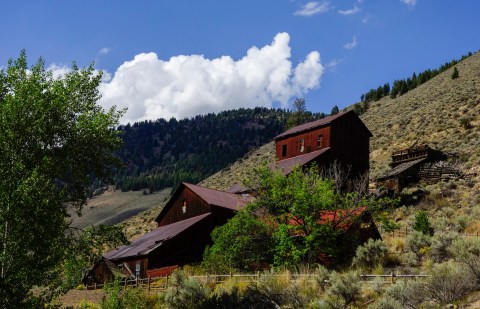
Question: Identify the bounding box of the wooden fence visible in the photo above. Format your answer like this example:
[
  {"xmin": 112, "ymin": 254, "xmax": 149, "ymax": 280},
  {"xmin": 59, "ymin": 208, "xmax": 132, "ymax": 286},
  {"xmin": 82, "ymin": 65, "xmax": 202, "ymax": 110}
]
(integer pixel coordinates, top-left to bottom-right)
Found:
[{"xmin": 85, "ymin": 272, "xmax": 429, "ymax": 291}]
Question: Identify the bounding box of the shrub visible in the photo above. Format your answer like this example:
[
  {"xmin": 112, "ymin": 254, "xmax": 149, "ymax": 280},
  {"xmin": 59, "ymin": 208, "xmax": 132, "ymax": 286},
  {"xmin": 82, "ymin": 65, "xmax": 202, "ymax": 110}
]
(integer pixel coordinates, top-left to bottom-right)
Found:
[
  {"xmin": 413, "ymin": 211, "xmax": 434, "ymax": 235},
  {"xmin": 430, "ymin": 231, "xmax": 458, "ymax": 262},
  {"xmin": 423, "ymin": 262, "xmax": 475, "ymax": 304},
  {"xmin": 163, "ymin": 271, "xmax": 211, "ymax": 309},
  {"xmin": 449, "ymin": 237, "xmax": 480, "ymax": 283},
  {"xmin": 406, "ymin": 231, "xmax": 431, "ymax": 258},
  {"xmin": 370, "ymin": 296, "xmax": 402, "ymax": 309},
  {"xmin": 351, "ymin": 239, "xmax": 389, "ymax": 271},
  {"xmin": 385, "ymin": 280, "xmax": 425, "ymax": 308},
  {"xmin": 313, "ymin": 265, "xmax": 330, "ymax": 292},
  {"xmin": 325, "ymin": 271, "xmax": 361, "ymax": 308},
  {"xmin": 459, "ymin": 116, "xmax": 472, "ymax": 130},
  {"xmin": 451, "ymin": 66, "xmax": 459, "ymax": 79}
]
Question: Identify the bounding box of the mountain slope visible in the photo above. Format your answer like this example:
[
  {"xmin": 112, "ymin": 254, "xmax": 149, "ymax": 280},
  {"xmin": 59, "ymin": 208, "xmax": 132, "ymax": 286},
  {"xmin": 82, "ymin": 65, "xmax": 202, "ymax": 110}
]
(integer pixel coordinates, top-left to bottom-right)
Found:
[{"xmin": 360, "ymin": 52, "xmax": 480, "ymax": 178}]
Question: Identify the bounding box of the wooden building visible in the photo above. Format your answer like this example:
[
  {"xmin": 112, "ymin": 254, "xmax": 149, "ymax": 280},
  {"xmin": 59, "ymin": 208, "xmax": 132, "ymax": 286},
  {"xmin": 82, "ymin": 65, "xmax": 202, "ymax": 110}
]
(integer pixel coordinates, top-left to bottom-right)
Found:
[
  {"xmin": 273, "ymin": 111, "xmax": 372, "ymax": 179},
  {"xmin": 94, "ymin": 183, "xmax": 253, "ymax": 282},
  {"xmin": 375, "ymin": 144, "xmax": 459, "ymax": 194}
]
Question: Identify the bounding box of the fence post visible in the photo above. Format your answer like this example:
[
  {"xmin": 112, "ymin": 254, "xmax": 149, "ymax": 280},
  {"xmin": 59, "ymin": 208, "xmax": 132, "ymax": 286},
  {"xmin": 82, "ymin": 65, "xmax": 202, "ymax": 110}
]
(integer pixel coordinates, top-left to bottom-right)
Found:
[
  {"xmin": 94, "ymin": 283, "xmax": 97, "ymax": 290},
  {"xmin": 405, "ymin": 226, "xmax": 408, "ymax": 236},
  {"xmin": 136, "ymin": 277, "xmax": 138, "ymax": 288},
  {"xmin": 391, "ymin": 273, "xmax": 395, "ymax": 284},
  {"xmin": 230, "ymin": 271, "xmax": 233, "ymax": 279},
  {"xmin": 256, "ymin": 271, "xmax": 260, "ymax": 283},
  {"xmin": 166, "ymin": 274, "xmax": 169, "ymax": 288},
  {"xmin": 148, "ymin": 276, "xmax": 151, "ymax": 292}
]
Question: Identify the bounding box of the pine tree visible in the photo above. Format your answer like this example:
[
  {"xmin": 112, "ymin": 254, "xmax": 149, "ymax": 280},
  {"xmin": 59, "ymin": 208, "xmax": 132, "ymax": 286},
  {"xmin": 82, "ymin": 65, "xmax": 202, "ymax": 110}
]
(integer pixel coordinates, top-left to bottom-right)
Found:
[
  {"xmin": 451, "ymin": 67, "xmax": 459, "ymax": 79},
  {"xmin": 331, "ymin": 105, "xmax": 339, "ymax": 115}
]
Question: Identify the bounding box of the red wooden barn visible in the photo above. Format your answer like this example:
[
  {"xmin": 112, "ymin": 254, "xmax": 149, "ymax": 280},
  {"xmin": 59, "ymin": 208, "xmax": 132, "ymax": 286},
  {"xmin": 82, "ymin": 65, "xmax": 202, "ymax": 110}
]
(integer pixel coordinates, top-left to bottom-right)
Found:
[
  {"xmin": 96, "ymin": 183, "xmax": 252, "ymax": 280},
  {"xmin": 273, "ymin": 110, "xmax": 372, "ymax": 179}
]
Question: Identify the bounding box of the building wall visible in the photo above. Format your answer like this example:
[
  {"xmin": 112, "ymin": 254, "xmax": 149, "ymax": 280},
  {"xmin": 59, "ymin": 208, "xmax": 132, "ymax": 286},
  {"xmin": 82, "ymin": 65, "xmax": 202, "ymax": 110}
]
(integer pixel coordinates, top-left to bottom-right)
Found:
[
  {"xmin": 275, "ymin": 126, "xmax": 331, "ymax": 160},
  {"xmin": 157, "ymin": 186, "xmax": 212, "ymax": 227},
  {"xmin": 329, "ymin": 112, "xmax": 370, "ymax": 178}
]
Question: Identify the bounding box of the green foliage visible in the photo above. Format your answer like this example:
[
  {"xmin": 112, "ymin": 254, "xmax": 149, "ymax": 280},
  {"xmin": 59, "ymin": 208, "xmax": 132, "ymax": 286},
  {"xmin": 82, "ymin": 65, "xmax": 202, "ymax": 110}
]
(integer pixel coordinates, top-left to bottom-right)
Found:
[
  {"xmin": 286, "ymin": 97, "xmax": 310, "ymax": 129},
  {"xmin": 385, "ymin": 280, "xmax": 425, "ymax": 309},
  {"xmin": 61, "ymin": 225, "xmax": 129, "ymax": 290},
  {"xmin": 115, "ymin": 107, "xmax": 289, "ymax": 192},
  {"xmin": 351, "ymin": 239, "xmax": 388, "ymax": 271},
  {"xmin": 423, "ymin": 261, "xmax": 474, "ymax": 304},
  {"xmin": 330, "ymin": 105, "xmax": 339, "ymax": 115},
  {"xmin": 451, "ymin": 66, "xmax": 459, "ymax": 79},
  {"xmin": 101, "ymin": 278, "xmax": 162, "ymax": 309},
  {"xmin": 163, "ymin": 271, "xmax": 211, "ymax": 309},
  {"xmin": 325, "ymin": 271, "xmax": 361, "ymax": 308},
  {"xmin": 449, "ymin": 237, "xmax": 480, "ymax": 283},
  {"xmin": 406, "ymin": 231, "xmax": 431, "ymax": 259},
  {"xmin": 459, "ymin": 116, "xmax": 472, "ymax": 129},
  {"xmin": 203, "ymin": 210, "xmax": 274, "ymax": 272},
  {"xmin": 412, "ymin": 211, "xmax": 434, "ymax": 235},
  {"xmin": 0, "ymin": 51, "xmax": 123, "ymax": 307},
  {"xmin": 430, "ymin": 231, "xmax": 458, "ymax": 262}
]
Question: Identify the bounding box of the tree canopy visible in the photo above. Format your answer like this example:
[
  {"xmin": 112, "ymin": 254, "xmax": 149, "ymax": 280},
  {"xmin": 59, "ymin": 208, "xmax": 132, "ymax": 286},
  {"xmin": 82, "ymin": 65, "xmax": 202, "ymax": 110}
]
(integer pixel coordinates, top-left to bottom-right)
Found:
[{"xmin": 0, "ymin": 51, "xmax": 123, "ymax": 307}]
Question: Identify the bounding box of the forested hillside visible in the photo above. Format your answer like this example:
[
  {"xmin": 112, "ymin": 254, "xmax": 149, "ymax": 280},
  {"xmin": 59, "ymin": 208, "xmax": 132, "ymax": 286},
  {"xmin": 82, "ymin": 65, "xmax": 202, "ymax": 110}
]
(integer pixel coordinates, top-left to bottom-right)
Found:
[{"xmin": 114, "ymin": 107, "xmax": 288, "ymax": 191}]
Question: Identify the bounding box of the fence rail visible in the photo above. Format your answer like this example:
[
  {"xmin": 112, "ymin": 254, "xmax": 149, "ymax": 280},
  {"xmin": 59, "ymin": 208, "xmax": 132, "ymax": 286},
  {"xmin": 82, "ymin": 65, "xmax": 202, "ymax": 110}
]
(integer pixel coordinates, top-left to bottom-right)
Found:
[{"xmin": 85, "ymin": 272, "xmax": 429, "ymax": 291}]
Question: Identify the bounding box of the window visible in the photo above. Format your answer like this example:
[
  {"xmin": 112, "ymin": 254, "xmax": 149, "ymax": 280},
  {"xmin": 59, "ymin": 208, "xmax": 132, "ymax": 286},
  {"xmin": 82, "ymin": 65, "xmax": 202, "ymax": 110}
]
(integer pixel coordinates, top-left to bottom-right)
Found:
[
  {"xmin": 317, "ymin": 134, "xmax": 323, "ymax": 148},
  {"xmin": 282, "ymin": 144, "xmax": 287, "ymax": 157},
  {"xmin": 299, "ymin": 139, "xmax": 305, "ymax": 153},
  {"xmin": 182, "ymin": 200, "xmax": 187, "ymax": 213}
]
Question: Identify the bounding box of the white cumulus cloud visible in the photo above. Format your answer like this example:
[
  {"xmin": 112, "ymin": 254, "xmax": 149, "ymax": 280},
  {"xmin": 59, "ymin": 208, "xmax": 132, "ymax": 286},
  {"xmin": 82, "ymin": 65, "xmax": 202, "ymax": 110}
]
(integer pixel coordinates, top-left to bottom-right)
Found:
[
  {"xmin": 343, "ymin": 36, "xmax": 358, "ymax": 49},
  {"xmin": 98, "ymin": 33, "xmax": 324, "ymax": 123},
  {"xmin": 294, "ymin": 1, "xmax": 331, "ymax": 16},
  {"xmin": 400, "ymin": 0, "xmax": 417, "ymax": 7}
]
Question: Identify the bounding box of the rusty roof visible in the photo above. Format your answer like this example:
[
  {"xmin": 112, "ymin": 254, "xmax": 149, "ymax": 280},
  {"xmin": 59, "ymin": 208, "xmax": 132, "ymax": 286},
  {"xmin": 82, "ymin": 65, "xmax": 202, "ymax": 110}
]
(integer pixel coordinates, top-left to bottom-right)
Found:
[
  {"xmin": 272, "ymin": 147, "xmax": 330, "ymax": 175},
  {"xmin": 183, "ymin": 183, "xmax": 253, "ymax": 211},
  {"xmin": 273, "ymin": 111, "xmax": 349, "ymax": 140},
  {"xmin": 155, "ymin": 183, "xmax": 254, "ymax": 223},
  {"xmin": 104, "ymin": 213, "xmax": 211, "ymax": 260}
]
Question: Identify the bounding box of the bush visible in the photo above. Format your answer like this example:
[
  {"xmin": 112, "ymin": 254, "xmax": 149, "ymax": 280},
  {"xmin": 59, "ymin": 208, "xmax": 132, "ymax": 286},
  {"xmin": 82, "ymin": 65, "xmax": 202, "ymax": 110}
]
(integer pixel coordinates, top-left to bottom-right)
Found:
[
  {"xmin": 406, "ymin": 231, "xmax": 431, "ymax": 258},
  {"xmin": 451, "ymin": 66, "xmax": 459, "ymax": 79},
  {"xmin": 386, "ymin": 280, "xmax": 425, "ymax": 308},
  {"xmin": 351, "ymin": 239, "xmax": 388, "ymax": 271},
  {"xmin": 370, "ymin": 296, "xmax": 402, "ymax": 309},
  {"xmin": 325, "ymin": 271, "xmax": 361, "ymax": 308},
  {"xmin": 413, "ymin": 211, "xmax": 434, "ymax": 235},
  {"xmin": 430, "ymin": 231, "xmax": 458, "ymax": 262},
  {"xmin": 163, "ymin": 271, "xmax": 211, "ymax": 309},
  {"xmin": 459, "ymin": 116, "xmax": 472, "ymax": 130},
  {"xmin": 423, "ymin": 262, "xmax": 475, "ymax": 304},
  {"xmin": 449, "ymin": 237, "xmax": 480, "ymax": 283},
  {"xmin": 313, "ymin": 265, "xmax": 330, "ymax": 292}
]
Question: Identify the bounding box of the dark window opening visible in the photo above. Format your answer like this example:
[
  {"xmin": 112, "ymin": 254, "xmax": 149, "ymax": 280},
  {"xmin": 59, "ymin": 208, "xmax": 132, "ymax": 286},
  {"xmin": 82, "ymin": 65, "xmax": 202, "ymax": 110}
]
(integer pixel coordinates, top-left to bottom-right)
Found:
[
  {"xmin": 299, "ymin": 139, "xmax": 305, "ymax": 153},
  {"xmin": 282, "ymin": 144, "xmax": 287, "ymax": 157},
  {"xmin": 182, "ymin": 200, "xmax": 187, "ymax": 213},
  {"xmin": 317, "ymin": 135, "xmax": 323, "ymax": 148}
]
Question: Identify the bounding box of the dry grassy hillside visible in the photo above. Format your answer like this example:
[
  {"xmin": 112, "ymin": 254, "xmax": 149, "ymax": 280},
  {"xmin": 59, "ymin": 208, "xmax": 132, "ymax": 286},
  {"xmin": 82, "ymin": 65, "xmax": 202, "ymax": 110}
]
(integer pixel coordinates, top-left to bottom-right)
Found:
[{"xmin": 361, "ymin": 52, "xmax": 480, "ymax": 178}]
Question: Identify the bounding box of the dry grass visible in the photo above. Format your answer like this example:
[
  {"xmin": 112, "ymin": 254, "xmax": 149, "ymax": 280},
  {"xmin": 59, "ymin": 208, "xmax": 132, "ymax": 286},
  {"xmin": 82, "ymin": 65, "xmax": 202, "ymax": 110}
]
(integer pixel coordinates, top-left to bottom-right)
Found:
[
  {"xmin": 55, "ymin": 289, "xmax": 103, "ymax": 308},
  {"xmin": 361, "ymin": 52, "xmax": 480, "ymax": 179}
]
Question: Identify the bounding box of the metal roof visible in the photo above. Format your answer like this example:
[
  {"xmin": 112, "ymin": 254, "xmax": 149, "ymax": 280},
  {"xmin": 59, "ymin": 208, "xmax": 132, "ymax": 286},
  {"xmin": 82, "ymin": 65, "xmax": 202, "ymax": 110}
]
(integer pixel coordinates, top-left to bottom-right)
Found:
[
  {"xmin": 272, "ymin": 147, "xmax": 330, "ymax": 175},
  {"xmin": 273, "ymin": 111, "xmax": 349, "ymax": 140},
  {"xmin": 377, "ymin": 158, "xmax": 426, "ymax": 180},
  {"xmin": 104, "ymin": 213, "xmax": 211, "ymax": 260},
  {"xmin": 183, "ymin": 183, "xmax": 253, "ymax": 211}
]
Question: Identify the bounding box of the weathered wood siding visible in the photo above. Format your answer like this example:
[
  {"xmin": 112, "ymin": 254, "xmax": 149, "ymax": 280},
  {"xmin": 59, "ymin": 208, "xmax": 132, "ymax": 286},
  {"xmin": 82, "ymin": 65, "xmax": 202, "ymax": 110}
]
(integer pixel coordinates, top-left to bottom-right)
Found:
[
  {"xmin": 148, "ymin": 215, "xmax": 214, "ymax": 270},
  {"xmin": 275, "ymin": 126, "xmax": 331, "ymax": 160},
  {"xmin": 157, "ymin": 186, "xmax": 212, "ymax": 227},
  {"xmin": 329, "ymin": 112, "xmax": 370, "ymax": 178}
]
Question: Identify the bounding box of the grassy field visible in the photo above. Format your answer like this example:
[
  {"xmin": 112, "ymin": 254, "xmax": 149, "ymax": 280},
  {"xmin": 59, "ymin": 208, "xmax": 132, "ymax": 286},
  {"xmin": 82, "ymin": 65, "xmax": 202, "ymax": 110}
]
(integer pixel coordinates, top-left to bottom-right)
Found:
[{"xmin": 67, "ymin": 188, "xmax": 170, "ymax": 233}]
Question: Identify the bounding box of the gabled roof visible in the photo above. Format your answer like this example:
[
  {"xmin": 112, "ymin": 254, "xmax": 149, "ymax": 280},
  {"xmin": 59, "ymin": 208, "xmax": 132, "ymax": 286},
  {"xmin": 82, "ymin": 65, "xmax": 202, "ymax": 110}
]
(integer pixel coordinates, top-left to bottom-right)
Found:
[
  {"xmin": 273, "ymin": 110, "xmax": 372, "ymax": 140},
  {"xmin": 272, "ymin": 147, "xmax": 330, "ymax": 175},
  {"xmin": 274, "ymin": 111, "xmax": 348, "ymax": 140},
  {"xmin": 182, "ymin": 183, "xmax": 253, "ymax": 210},
  {"xmin": 377, "ymin": 158, "xmax": 426, "ymax": 180},
  {"xmin": 155, "ymin": 183, "xmax": 254, "ymax": 223},
  {"xmin": 104, "ymin": 213, "xmax": 211, "ymax": 260}
]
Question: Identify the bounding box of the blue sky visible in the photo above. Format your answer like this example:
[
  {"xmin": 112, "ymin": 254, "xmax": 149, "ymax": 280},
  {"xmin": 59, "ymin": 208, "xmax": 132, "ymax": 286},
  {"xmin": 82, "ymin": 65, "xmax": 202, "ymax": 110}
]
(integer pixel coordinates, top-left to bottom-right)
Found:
[{"xmin": 1, "ymin": 0, "xmax": 479, "ymax": 123}]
